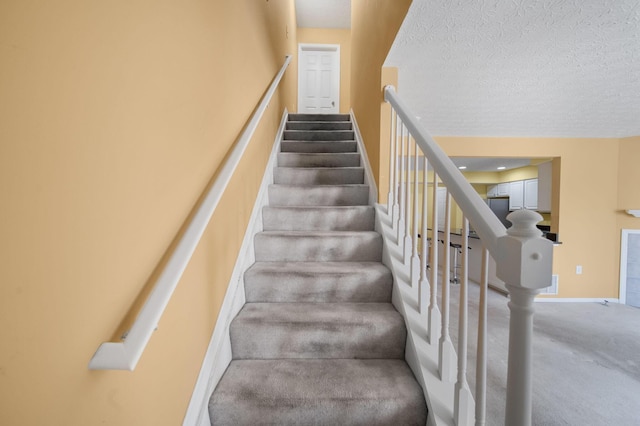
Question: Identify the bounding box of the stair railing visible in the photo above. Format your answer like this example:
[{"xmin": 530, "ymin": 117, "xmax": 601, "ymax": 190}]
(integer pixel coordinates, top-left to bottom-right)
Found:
[
  {"xmin": 383, "ymin": 85, "xmax": 553, "ymax": 426},
  {"xmin": 88, "ymin": 55, "xmax": 292, "ymax": 371}
]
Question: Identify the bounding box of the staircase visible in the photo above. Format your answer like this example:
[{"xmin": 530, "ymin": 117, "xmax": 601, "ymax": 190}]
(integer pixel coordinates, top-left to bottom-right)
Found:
[{"xmin": 208, "ymin": 113, "xmax": 427, "ymax": 425}]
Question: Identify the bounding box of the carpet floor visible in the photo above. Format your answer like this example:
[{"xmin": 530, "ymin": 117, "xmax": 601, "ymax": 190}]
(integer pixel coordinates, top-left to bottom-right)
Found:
[{"xmin": 444, "ymin": 282, "xmax": 640, "ymax": 425}]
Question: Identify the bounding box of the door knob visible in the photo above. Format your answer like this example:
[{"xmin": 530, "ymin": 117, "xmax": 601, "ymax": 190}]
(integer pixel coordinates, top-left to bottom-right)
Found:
[{"xmin": 331, "ymin": 101, "xmax": 335, "ymax": 107}]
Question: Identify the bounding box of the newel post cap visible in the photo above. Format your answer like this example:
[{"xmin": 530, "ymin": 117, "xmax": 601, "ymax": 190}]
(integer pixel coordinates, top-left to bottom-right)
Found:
[{"xmin": 496, "ymin": 210, "xmax": 553, "ymax": 290}]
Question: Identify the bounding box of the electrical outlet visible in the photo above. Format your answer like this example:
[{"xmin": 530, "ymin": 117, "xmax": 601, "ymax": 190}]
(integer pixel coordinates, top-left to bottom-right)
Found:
[{"xmin": 576, "ymin": 265, "xmax": 583, "ymax": 274}]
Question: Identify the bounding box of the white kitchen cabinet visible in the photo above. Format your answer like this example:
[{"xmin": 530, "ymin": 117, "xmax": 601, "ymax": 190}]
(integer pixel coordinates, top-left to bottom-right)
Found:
[
  {"xmin": 524, "ymin": 179, "xmax": 538, "ymax": 210},
  {"xmin": 537, "ymin": 161, "xmax": 552, "ymax": 212},
  {"xmin": 497, "ymin": 183, "xmax": 510, "ymax": 196},
  {"xmin": 509, "ymin": 180, "xmax": 524, "ymax": 210},
  {"xmin": 487, "ymin": 184, "xmax": 498, "ymax": 198}
]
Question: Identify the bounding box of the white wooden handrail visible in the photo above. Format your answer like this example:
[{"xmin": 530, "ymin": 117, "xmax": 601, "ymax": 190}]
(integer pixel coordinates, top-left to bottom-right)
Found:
[
  {"xmin": 88, "ymin": 55, "xmax": 292, "ymax": 371},
  {"xmin": 384, "ymin": 86, "xmax": 506, "ymax": 256},
  {"xmin": 383, "ymin": 85, "xmax": 553, "ymax": 425}
]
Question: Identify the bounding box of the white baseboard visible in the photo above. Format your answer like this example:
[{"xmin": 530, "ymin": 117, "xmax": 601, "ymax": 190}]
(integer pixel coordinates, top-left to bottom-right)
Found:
[
  {"xmin": 535, "ymin": 297, "xmax": 619, "ymax": 303},
  {"xmin": 350, "ymin": 110, "xmax": 378, "ymax": 206},
  {"xmin": 182, "ymin": 109, "xmax": 288, "ymax": 426}
]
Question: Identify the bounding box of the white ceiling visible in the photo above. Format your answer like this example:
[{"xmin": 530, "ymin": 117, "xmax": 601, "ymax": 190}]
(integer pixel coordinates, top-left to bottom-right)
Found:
[
  {"xmin": 295, "ymin": 0, "xmax": 351, "ymax": 29},
  {"xmin": 385, "ymin": 0, "xmax": 640, "ymax": 138}
]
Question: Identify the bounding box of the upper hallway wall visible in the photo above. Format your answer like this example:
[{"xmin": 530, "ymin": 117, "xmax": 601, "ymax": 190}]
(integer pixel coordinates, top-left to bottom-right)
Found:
[
  {"xmin": 0, "ymin": 1, "xmax": 296, "ymax": 424},
  {"xmin": 350, "ymin": 0, "xmax": 412, "ymax": 196},
  {"xmin": 297, "ymin": 28, "xmax": 351, "ymax": 114}
]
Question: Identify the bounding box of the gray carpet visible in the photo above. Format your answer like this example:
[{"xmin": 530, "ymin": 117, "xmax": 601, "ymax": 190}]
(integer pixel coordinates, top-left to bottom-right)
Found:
[
  {"xmin": 209, "ymin": 113, "xmax": 427, "ymax": 425},
  {"xmin": 444, "ymin": 282, "xmax": 640, "ymax": 425}
]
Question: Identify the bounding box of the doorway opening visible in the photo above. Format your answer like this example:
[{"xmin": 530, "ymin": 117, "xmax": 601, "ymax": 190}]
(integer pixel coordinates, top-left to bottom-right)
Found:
[
  {"xmin": 297, "ymin": 44, "xmax": 340, "ymax": 114},
  {"xmin": 620, "ymin": 229, "xmax": 640, "ymax": 308}
]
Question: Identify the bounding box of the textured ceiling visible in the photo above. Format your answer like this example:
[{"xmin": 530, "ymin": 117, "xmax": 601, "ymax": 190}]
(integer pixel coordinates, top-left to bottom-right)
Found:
[
  {"xmin": 385, "ymin": 0, "xmax": 640, "ymax": 137},
  {"xmin": 295, "ymin": 0, "xmax": 351, "ymax": 29}
]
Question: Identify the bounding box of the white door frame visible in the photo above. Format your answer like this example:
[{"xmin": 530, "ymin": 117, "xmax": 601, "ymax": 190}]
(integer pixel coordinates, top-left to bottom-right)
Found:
[
  {"xmin": 297, "ymin": 43, "xmax": 340, "ymax": 113},
  {"xmin": 619, "ymin": 229, "xmax": 640, "ymax": 304}
]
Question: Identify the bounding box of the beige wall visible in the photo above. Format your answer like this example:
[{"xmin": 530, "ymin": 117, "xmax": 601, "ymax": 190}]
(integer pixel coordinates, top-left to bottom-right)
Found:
[
  {"xmin": 498, "ymin": 165, "xmax": 539, "ymax": 182},
  {"xmin": 297, "ymin": 28, "xmax": 351, "ymax": 114},
  {"xmin": 617, "ymin": 136, "xmax": 640, "ymax": 211},
  {"xmin": 351, "ymin": 0, "xmax": 412, "ymax": 201},
  {"xmin": 435, "ymin": 136, "xmax": 622, "ymax": 299},
  {"xmin": 616, "ymin": 136, "xmax": 640, "ymax": 295},
  {"xmin": 0, "ymin": 1, "xmax": 296, "ymax": 424},
  {"xmin": 394, "ymin": 139, "xmax": 631, "ymax": 299}
]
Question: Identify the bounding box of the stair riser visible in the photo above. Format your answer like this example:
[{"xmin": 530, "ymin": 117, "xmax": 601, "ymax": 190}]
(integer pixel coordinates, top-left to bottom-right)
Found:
[
  {"xmin": 278, "ymin": 153, "xmax": 360, "ymax": 168},
  {"xmin": 262, "ymin": 206, "xmax": 374, "ymax": 231},
  {"xmin": 254, "ymin": 233, "xmax": 382, "ymax": 262},
  {"xmin": 288, "ymin": 113, "xmax": 350, "ymax": 122},
  {"xmin": 269, "ymin": 185, "xmax": 369, "ymax": 206},
  {"xmin": 230, "ymin": 304, "xmax": 405, "ymax": 359},
  {"xmin": 286, "ymin": 122, "xmax": 352, "ymax": 131},
  {"xmin": 273, "ymin": 168, "xmax": 364, "ymax": 185},
  {"xmin": 244, "ymin": 264, "xmax": 392, "ymax": 303},
  {"xmin": 281, "ymin": 141, "xmax": 357, "ymax": 153},
  {"xmin": 284, "ymin": 130, "xmax": 355, "ymax": 141}
]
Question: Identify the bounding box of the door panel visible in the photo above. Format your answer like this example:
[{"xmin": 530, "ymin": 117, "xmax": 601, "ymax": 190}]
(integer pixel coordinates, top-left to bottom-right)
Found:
[
  {"xmin": 298, "ymin": 46, "xmax": 340, "ymax": 113},
  {"xmin": 626, "ymin": 233, "xmax": 640, "ymax": 307}
]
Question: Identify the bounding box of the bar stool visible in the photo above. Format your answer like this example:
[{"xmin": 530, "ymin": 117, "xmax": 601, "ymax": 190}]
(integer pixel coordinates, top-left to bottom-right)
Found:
[
  {"xmin": 449, "ymin": 242, "xmax": 472, "ymax": 284},
  {"xmin": 417, "ymin": 233, "xmax": 432, "ymax": 269},
  {"xmin": 449, "ymin": 243, "xmax": 463, "ymax": 284}
]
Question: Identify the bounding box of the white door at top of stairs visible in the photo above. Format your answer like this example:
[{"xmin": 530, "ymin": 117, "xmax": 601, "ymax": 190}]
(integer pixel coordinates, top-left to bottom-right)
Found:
[{"xmin": 298, "ymin": 44, "xmax": 340, "ymax": 114}]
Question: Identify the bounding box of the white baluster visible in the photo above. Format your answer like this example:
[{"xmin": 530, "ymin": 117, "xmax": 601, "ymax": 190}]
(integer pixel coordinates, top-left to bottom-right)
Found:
[
  {"xmin": 419, "ymin": 155, "xmax": 430, "ymax": 313},
  {"xmin": 410, "ymin": 139, "xmax": 421, "ymax": 294},
  {"xmin": 428, "ymin": 174, "xmax": 441, "ymax": 344},
  {"xmin": 498, "ymin": 210, "xmax": 553, "ymax": 426},
  {"xmin": 476, "ymin": 246, "xmax": 489, "ymax": 426},
  {"xmin": 391, "ymin": 113, "xmax": 400, "ymax": 227},
  {"xmin": 396, "ymin": 124, "xmax": 406, "ymax": 244},
  {"xmin": 443, "ymin": 191, "xmax": 451, "ymax": 288},
  {"xmin": 387, "ymin": 109, "xmax": 396, "ymax": 217},
  {"xmin": 403, "ymin": 136, "xmax": 412, "ymax": 265},
  {"xmin": 439, "ymin": 191, "xmax": 455, "ymax": 382},
  {"xmin": 454, "ymin": 217, "xmax": 474, "ymax": 426}
]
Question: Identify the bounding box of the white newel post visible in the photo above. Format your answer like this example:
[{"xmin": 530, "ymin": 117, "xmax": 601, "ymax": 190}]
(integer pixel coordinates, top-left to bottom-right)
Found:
[{"xmin": 496, "ymin": 210, "xmax": 553, "ymax": 426}]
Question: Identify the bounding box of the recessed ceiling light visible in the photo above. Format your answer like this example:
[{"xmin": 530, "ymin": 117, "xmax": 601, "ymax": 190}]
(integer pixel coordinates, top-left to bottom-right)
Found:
[
  {"xmin": 497, "ymin": 166, "xmax": 506, "ymax": 170},
  {"xmin": 458, "ymin": 166, "xmax": 467, "ymax": 170}
]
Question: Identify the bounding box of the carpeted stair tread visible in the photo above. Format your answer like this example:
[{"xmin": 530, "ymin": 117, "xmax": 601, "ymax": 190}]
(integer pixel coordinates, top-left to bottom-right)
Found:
[
  {"xmin": 269, "ymin": 184, "xmax": 369, "ymax": 206},
  {"xmin": 230, "ymin": 302, "xmax": 406, "ymax": 359},
  {"xmin": 262, "ymin": 206, "xmax": 374, "ymax": 231},
  {"xmin": 254, "ymin": 230, "xmax": 382, "ymax": 262},
  {"xmin": 288, "ymin": 113, "xmax": 350, "ymax": 122},
  {"xmin": 209, "ymin": 359, "xmax": 427, "ymax": 426},
  {"xmin": 244, "ymin": 261, "xmax": 391, "ymax": 302},
  {"xmin": 281, "ymin": 140, "xmax": 357, "ymax": 153},
  {"xmin": 286, "ymin": 121, "xmax": 352, "ymax": 131},
  {"xmin": 278, "ymin": 152, "xmax": 360, "ymax": 167},
  {"xmin": 273, "ymin": 167, "xmax": 363, "ymax": 185}
]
